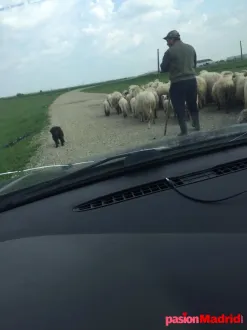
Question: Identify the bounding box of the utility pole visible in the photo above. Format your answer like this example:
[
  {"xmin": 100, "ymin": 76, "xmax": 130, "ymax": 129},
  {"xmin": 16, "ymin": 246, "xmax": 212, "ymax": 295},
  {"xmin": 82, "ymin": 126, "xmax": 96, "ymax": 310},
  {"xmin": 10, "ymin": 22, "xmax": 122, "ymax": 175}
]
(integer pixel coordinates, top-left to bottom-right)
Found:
[
  {"xmin": 157, "ymin": 49, "xmax": 160, "ymax": 74},
  {"xmin": 240, "ymin": 40, "xmax": 243, "ymax": 60}
]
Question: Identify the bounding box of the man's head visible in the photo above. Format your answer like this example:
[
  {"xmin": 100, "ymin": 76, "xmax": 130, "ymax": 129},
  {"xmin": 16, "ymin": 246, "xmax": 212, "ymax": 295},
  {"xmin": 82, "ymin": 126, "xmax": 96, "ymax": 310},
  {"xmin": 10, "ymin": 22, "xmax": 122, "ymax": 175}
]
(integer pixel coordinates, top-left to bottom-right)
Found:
[{"xmin": 163, "ymin": 30, "xmax": 180, "ymax": 47}]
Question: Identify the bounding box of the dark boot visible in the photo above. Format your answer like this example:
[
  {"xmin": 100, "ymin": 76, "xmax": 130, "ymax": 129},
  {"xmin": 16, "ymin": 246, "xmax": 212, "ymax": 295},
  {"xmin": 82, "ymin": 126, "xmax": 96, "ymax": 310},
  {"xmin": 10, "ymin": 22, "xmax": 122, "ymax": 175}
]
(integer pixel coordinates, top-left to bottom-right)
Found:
[
  {"xmin": 177, "ymin": 131, "xmax": 187, "ymax": 136},
  {"xmin": 177, "ymin": 118, "xmax": 188, "ymax": 136},
  {"xmin": 191, "ymin": 113, "xmax": 200, "ymax": 131}
]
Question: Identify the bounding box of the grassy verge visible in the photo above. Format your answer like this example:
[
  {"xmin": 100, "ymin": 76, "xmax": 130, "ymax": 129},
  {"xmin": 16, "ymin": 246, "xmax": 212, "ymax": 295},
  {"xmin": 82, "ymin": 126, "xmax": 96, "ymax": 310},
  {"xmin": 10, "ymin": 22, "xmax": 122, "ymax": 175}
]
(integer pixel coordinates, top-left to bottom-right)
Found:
[
  {"xmin": 0, "ymin": 92, "xmax": 64, "ymax": 179},
  {"xmin": 83, "ymin": 59, "xmax": 247, "ymax": 94}
]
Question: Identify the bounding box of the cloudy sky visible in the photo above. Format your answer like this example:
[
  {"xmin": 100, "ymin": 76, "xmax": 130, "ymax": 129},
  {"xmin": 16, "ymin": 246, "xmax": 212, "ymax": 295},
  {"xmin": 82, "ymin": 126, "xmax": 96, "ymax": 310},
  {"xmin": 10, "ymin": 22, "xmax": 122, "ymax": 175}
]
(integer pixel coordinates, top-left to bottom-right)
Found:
[{"xmin": 0, "ymin": 0, "xmax": 246, "ymax": 96}]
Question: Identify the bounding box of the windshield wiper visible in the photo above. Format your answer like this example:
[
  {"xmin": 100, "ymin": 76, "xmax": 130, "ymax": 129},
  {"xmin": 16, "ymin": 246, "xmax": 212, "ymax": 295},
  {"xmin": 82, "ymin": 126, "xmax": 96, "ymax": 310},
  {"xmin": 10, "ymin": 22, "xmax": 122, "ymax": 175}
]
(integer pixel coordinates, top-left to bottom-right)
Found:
[
  {"xmin": 0, "ymin": 149, "xmax": 167, "ymax": 212},
  {"xmin": 1, "ymin": 132, "xmax": 247, "ymax": 213},
  {"xmin": 36, "ymin": 129, "xmax": 247, "ymax": 186}
]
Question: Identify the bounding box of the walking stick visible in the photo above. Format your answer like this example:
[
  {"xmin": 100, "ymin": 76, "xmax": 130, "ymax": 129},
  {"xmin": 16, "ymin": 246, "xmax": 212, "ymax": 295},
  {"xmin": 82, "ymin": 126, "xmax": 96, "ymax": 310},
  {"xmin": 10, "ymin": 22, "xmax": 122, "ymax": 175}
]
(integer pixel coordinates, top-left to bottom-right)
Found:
[{"xmin": 164, "ymin": 95, "xmax": 172, "ymax": 136}]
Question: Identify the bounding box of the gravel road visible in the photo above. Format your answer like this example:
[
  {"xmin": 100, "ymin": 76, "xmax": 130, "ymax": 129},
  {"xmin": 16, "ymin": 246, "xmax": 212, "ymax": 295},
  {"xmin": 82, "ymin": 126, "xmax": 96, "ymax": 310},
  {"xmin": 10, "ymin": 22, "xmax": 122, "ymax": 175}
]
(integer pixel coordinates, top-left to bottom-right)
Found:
[{"xmin": 29, "ymin": 89, "xmax": 240, "ymax": 167}]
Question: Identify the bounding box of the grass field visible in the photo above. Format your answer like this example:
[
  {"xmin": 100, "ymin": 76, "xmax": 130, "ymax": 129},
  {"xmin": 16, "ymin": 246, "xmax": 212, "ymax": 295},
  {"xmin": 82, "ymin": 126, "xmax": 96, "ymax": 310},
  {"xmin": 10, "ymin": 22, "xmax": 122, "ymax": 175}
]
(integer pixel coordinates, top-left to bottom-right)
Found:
[
  {"xmin": 0, "ymin": 92, "xmax": 65, "ymax": 179},
  {"xmin": 1, "ymin": 58, "xmax": 247, "ymax": 180}
]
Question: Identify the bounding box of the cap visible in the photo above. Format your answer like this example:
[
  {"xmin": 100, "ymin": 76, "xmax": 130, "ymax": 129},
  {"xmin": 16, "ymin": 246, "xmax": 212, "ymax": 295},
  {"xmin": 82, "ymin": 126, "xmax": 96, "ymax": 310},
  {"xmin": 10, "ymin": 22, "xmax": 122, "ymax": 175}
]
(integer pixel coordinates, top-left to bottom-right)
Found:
[{"xmin": 163, "ymin": 30, "xmax": 180, "ymax": 40}]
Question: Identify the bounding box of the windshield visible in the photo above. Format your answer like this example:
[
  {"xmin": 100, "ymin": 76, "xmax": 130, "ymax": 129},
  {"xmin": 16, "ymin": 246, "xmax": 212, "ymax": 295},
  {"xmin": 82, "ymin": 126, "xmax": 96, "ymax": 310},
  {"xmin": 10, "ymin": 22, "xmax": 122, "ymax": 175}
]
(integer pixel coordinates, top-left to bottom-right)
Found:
[{"xmin": 1, "ymin": 0, "xmax": 247, "ymax": 193}]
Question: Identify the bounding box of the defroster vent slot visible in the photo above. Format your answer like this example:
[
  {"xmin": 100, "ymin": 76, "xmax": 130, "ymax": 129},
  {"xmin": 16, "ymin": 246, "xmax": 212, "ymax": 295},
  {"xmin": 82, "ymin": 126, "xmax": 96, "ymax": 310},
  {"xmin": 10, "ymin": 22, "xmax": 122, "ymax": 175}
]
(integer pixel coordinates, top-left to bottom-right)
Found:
[{"xmin": 73, "ymin": 157, "xmax": 247, "ymax": 212}]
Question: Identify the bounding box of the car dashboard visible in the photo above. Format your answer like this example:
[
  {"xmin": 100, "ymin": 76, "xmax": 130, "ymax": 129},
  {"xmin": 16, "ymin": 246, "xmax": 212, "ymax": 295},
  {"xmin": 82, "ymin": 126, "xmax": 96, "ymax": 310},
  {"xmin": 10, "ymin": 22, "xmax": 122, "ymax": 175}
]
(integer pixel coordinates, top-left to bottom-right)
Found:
[{"xmin": 0, "ymin": 145, "xmax": 247, "ymax": 329}]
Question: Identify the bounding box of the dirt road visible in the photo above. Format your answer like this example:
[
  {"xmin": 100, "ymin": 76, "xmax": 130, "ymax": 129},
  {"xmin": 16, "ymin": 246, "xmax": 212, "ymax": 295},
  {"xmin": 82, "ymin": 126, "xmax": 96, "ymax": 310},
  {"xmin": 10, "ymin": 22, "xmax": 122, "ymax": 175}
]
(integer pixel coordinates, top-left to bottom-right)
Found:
[{"xmin": 29, "ymin": 89, "xmax": 239, "ymax": 167}]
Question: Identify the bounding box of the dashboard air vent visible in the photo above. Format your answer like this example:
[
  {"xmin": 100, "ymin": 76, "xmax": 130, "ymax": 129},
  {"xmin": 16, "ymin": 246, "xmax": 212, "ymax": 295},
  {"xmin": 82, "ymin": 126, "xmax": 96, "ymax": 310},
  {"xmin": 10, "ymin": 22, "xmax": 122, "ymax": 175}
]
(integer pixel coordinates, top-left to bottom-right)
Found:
[{"xmin": 73, "ymin": 157, "xmax": 247, "ymax": 212}]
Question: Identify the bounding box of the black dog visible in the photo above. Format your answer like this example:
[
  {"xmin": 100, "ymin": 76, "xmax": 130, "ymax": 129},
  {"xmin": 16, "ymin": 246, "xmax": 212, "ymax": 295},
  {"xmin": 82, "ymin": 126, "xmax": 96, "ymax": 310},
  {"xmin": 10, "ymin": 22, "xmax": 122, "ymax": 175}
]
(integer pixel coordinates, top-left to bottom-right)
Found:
[{"xmin": 50, "ymin": 126, "xmax": 65, "ymax": 148}]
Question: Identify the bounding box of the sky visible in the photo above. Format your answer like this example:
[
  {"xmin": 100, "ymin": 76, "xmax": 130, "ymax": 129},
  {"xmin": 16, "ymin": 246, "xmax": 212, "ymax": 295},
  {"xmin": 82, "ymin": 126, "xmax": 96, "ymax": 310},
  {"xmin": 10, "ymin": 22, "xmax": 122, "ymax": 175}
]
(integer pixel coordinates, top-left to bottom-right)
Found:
[{"xmin": 0, "ymin": 0, "xmax": 247, "ymax": 97}]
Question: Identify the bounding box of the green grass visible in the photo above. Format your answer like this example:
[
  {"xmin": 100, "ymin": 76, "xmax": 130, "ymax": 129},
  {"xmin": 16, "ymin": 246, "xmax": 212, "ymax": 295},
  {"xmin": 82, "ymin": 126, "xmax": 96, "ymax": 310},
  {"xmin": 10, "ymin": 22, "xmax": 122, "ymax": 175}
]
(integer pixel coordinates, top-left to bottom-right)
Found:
[
  {"xmin": 83, "ymin": 59, "xmax": 247, "ymax": 94},
  {"xmin": 0, "ymin": 92, "xmax": 64, "ymax": 179}
]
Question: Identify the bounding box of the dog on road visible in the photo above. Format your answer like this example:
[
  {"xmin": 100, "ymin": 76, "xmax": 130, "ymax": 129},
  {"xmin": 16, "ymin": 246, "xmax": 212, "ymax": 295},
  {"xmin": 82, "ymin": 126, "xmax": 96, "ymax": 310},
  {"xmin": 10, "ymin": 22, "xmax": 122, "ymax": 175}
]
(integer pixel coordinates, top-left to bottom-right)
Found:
[{"xmin": 50, "ymin": 126, "xmax": 65, "ymax": 148}]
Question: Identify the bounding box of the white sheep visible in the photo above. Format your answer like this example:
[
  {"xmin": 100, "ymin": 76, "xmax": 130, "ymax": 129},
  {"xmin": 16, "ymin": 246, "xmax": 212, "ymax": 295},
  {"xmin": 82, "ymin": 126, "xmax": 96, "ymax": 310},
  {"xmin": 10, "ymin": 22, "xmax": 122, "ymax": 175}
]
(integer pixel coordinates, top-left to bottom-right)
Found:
[
  {"xmin": 151, "ymin": 81, "xmax": 160, "ymax": 88},
  {"xmin": 130, "ymin": 97, "xmax": 136, "ymax": 116},
  {"xmin": 233, "ymin": 72, "xmax": 247, "ymax": 104},
  {"xmin": 244, "ymin": 80, "xmax": 247, "ymax": 108},
  {"xmin": 129, "ymin": 85, "xmax": 139, "ymax": 91},
  {"xmin": 241, "ymin": 70, "xmax": 247, "ymax": 77},
  {"xmin": 125, "ymin": 93, "xmax": 132, "ymax": 106},
  {"xmin": 156, "ymin": 82, "xmax": 170, "ymax": 97},
  {"xmin": 199, "ymin": 71, "xmax": 221, "ymax": 103},
  {"xmin": 118, "ymin": 97, "xmax": 130, "ymax": 118},
  {"xmin": 103, "ymin": 99, "xmax": 111, "ymax": 116},
  {"xmin": 161, "ymin": 95, "xmax": 174, "ymax": 117},
  {"xmin": 237, "ymin": 109, "xmax": 247, "ymax": 124},
  {"xmin": 145, "ymin": 87, "xmax": 159, "ymax": 118},
  {"xmin": 156, "ymin": 82, "xmax": 170, "ymax": 108},
  {"xmin": 212, "ymin": 74, "xmax": 235, "ymax": 111},
  {"xmin": 111, "ymin": 91, "xmax": 122, "ymax": 114},
  {"xmin": 196, "ymin": 75, "xmax": 207, "ymax": 109},
  {"xmin": 135, "ymin": 91, "xmax": 156, "ymax": 128},
  {"xmin": 129, "ymin": 85, "xmax": 142, "ymax": 98},
  {"xmin": 106, "ymin": 93, "xmax": 112, "ymax": 105},
  {"xmin": 221, "ymin": 71, "xmax": 233, "ymax": 77}
]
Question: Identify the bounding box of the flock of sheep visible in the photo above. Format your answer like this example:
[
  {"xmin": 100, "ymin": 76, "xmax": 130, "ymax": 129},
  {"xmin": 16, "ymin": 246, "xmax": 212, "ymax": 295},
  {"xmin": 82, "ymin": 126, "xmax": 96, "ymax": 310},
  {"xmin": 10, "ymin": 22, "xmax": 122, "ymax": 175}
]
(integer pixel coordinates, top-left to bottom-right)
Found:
[{"xmin": 102, "ymin": 69, "xmax": 247, "ymax": 129}]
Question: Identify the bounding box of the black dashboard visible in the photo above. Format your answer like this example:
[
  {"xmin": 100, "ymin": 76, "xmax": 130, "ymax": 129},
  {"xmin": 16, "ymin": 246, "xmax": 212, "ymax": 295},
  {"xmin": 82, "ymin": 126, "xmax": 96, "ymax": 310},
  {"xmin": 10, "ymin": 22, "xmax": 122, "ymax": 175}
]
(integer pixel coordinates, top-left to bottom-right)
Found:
[{"xmin": 0, "ymin": 145, "xmax": 247, "ymax": 329}]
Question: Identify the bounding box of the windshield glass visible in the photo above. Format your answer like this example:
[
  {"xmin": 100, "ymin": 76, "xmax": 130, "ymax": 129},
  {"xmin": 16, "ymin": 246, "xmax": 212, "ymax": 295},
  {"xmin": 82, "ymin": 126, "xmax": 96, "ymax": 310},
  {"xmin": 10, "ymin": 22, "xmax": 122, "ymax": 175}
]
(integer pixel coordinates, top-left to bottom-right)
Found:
[{"xmin": 1, "ymin": 0, "xmax": 247, "ymax": 193}]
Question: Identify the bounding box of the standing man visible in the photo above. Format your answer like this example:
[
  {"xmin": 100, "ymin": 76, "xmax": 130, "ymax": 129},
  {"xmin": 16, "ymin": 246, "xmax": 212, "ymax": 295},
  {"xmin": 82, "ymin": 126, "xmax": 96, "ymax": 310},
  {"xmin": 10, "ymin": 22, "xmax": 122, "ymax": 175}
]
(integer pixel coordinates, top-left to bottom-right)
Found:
[{"xmin": 160, "ymin": 30, "xmax": 200, "ymax": 136}]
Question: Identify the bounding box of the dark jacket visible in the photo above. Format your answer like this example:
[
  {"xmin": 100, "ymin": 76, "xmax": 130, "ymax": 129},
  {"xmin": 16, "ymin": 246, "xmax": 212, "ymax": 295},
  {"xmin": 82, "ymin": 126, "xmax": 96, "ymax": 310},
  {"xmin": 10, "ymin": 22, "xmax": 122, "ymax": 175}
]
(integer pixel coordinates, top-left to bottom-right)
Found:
[{"xmin": 160, "ymin": 40, "xmax": 197, "ymax": 83}]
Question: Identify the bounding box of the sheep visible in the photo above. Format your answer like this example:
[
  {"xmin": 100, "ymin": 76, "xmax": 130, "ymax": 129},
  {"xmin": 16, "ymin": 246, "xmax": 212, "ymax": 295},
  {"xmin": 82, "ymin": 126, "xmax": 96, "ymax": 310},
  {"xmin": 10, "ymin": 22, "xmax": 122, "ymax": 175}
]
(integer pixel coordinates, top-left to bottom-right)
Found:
[
  {"xmin": 199, "ymin": 71, "xmax": 221, "ymax": 103},
  {"xmin": 161, "ymin": 95, "xmax": 174, "ymax": 118},
  {"xmin": 161, "ymin": 94, "xmax": 191, "ymax": 120},
  {"xmin": 129, "ymin": 85, "xmax": 142, "ymax": 98},
  {"xmin": 237, "ymin": 109, "xmax": 247, "ymax": 124},
  {"xmin": 135, "ymin": 91, "xmax": 156, "ymax": 128},
  {"xmin": 103, "ymin": 99, "xmax": 111, "ymax": 116},
  {"xmin": 151, "ymin": 80, "xmax": 160, "ymax": 88},
  {"xmin": 244, "ymin": 80, "xmax": 247, "ymax": 108},
  {"xmin": 241, "ymin": 70, "xmax": 247, "ymax": 77},
  {"xmin": 118, "ymin": 97, "xmax": 130, "ymax": 118},
  {"xmin": 125, "ymin": 93, "xmax": 132, "ymax": 105},
  {"xmin": 129, "ymin": 84, "xmax": 139, "ymax": 91},
  {"xmin": 156, "ymin": 82, "xmax": 170, "ymax": 108},
  {"xmin": 145, "ymin": 87, "xmax": 159, "ymax": 118},
  {"xmin": 106, "ymin": 93, "xmax": 112, "ymax": 105},
  {"xmin": 221, "ymin": 71, "xmax": 233, "ymax": 77},
  {"xmin": 233, "ymin": 72, "xmax": 247, "ymax": 104},
  {"xmin": 122, "ymin": 90, "xmax": 128, "ymax": 96},
  {"xmin": 196, "ymin": 75, "xmax": 207, "ymax": 109},
  {"xmin": 161, "ymin": 94, "xmax": 167, "ymax": 104},
  {"xmin": 111, "ymin": 91, "xmax": 122, "ymax": 114},
  {"xmin": 212, "ymin": 74, "xmax": 235, "ymax": 112},
  {"xmin": 130, "ymin": 97, "xmax": 136, "ymax": 116},
  {"xmin": 156, "ymin": 82, "xmax": 170, "ymax": 97}
]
